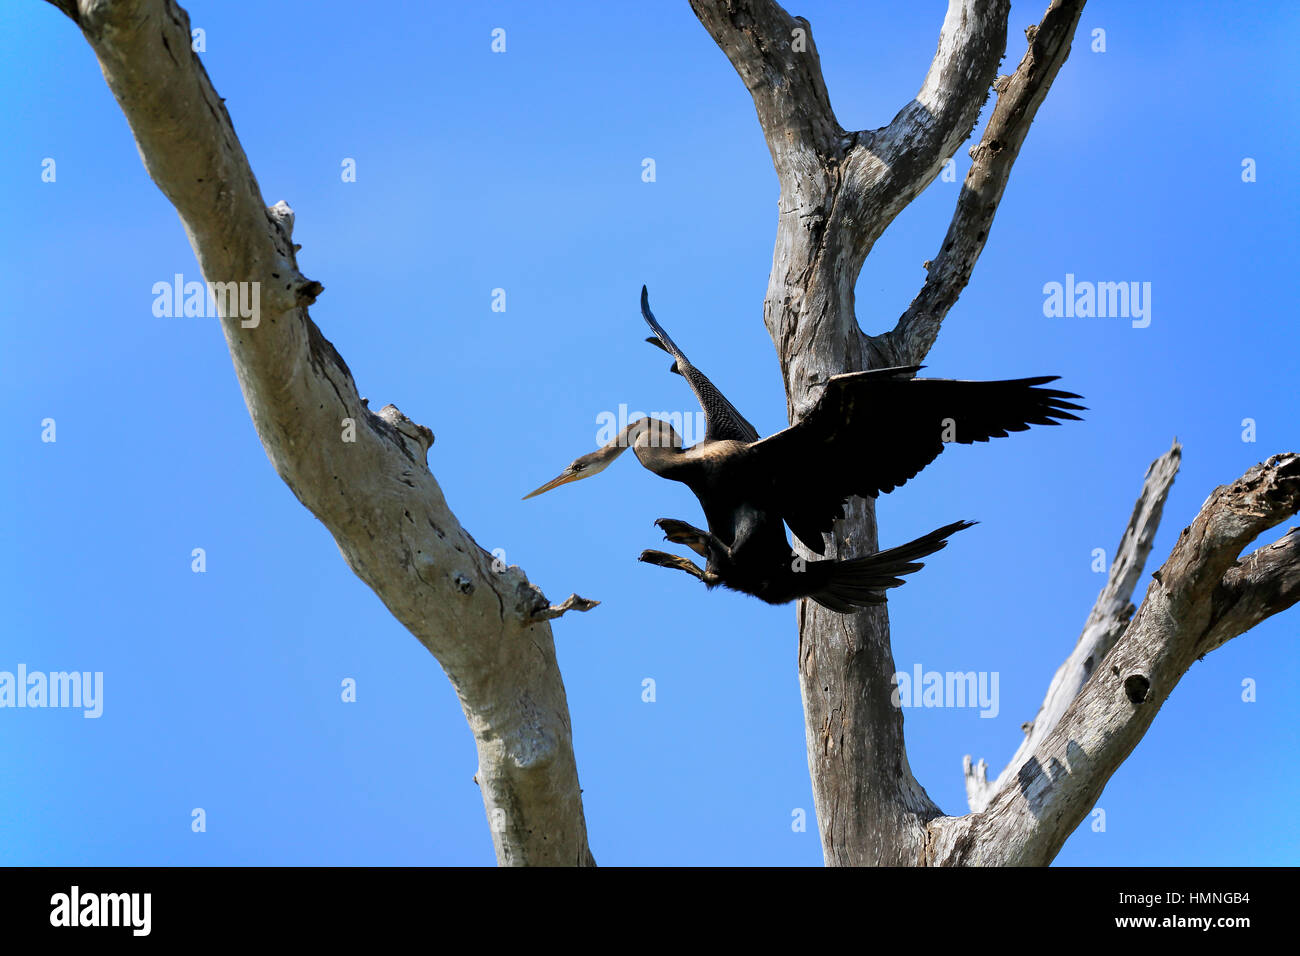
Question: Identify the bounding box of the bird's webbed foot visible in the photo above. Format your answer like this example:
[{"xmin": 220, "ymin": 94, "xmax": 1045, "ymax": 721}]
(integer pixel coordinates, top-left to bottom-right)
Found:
[
  {"xmin": 639, "ymin": 549, "xmax": 708, "ymax": 582},
  {"xmin": 654, "ymin": 518, "xmax": 715, "ymax": 559}
]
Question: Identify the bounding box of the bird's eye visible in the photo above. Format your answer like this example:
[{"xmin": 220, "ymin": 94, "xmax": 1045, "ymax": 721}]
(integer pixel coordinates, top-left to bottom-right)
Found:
[{"xmin": 572, "ymin": 463, "xmax": 584, "ymax": 472}]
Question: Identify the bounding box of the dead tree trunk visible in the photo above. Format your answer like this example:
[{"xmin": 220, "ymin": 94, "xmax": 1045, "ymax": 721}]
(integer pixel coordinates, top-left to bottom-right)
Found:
[
  {"xmin": 44, "ymin": 0, "xmax": 1299, "ymax": 866},
  {"xmin": 43, "ymin": 0, "xmax": 597, "ymax": 867},
  {"xmin": 692, "ymin": 0, "xmax": 1300, "ymax": 866}
]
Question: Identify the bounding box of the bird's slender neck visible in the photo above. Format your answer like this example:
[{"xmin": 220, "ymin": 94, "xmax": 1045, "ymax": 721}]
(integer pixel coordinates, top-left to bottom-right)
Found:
[{"xmin": 612, "ymin": 417, "xmax": 685, "ymax": 477}]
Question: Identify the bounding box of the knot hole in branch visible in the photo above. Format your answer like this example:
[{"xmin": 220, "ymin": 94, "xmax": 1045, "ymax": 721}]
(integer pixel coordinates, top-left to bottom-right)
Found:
[{"xmin": 1123, "ymin": 674, "xmax": 1151, "ymax": 704}]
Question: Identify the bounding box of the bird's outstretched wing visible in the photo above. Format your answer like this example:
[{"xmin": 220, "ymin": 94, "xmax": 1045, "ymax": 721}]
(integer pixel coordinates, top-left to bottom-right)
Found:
[
  {"xmin": 742, "ymin": 368, "xmax": 1085, "ymax": 553},
  {"xmin": 640, "ymin": 286, "xmax": 759, "ymax": 443}
]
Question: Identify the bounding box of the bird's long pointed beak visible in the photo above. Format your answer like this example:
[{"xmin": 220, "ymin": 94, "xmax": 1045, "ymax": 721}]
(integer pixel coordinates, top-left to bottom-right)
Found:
[{"xmin": 522, "ymin": 471, "xmax": 583, "ymax": 500}]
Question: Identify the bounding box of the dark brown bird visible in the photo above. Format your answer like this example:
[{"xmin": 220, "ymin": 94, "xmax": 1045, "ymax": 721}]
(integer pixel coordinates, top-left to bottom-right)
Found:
[{"xmin": 524, "ymin": 287, "xmax": 1084, "ymax": 611}]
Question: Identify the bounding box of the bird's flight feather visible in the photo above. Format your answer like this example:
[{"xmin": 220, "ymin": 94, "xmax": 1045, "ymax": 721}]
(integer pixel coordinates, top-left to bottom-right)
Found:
[
  {"xmin": 744, "ymin": 370, "xmax": 1085, "ymax": 553},
  {"xmin": 641, "ymin": 286, "xmax": 760, "ymax": 443}
]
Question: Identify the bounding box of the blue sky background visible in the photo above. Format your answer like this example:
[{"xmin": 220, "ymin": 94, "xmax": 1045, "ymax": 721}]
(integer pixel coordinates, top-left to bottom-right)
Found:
[{"xmin": 2, "ymin": 0, "xmax": 1296, "ymax": 866}]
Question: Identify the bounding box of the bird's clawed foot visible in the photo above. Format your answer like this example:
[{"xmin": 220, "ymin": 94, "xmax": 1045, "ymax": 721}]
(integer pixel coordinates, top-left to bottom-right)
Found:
[
  {"xmin": 639, "ymin": 549, "xmax": 707, "ymax": 582},
  {"xmin": 654, "ymin": 518, "xmax": 712, "ymax": 558}
]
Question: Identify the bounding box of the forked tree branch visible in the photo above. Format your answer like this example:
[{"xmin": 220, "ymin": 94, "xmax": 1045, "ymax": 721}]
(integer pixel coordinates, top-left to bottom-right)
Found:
[
  {"xmin": 692, "ymin": 0, "xmax": 1088, "ymax": 867},
  {"xmin": 848, "ymin": 0, "xmax": 1014, "ymax": 237},
  {"xmin": 964, "ymin": 439, "xmax": 1181, "ymax": 812},
  {"xmin": 47, "ymin": 0, "xmax": 1296, "ymax": 870},
  {"xmin": 881, "ymin": 0, "xmax": 1088, "ymax": 366},
  {"xmin": 930, "ymin": 452, "xmax": 1300, "ymax": 865},
  {"xmin": 44, "ymin": 0, "xmax": 595, "ymax": 866},
  {"xmin": 1201, "ymin": 527, "xmax": 1300, "ymax": 655},
  {"xmin": 693, "ymin": 0, "xmax": 1011, "ymax": 415},
  {"xmin": 697, "ymin": 0, "xmax": 1299, "ymax": 869}
]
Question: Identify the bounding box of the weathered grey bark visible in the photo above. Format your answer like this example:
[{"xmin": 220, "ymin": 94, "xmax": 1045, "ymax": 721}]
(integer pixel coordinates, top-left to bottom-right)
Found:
[
  {"xmin": 965, "ymin": 440, "xmax": 1182, "ymax": 812},
  {"xmin": 884, "ymin": 0, "xmax": 1093, "ymax": 364},
  {"xmin": 45, "ymin": 0, "xmax": 595, "ymax": 866},
  {"xmin": 693, "ymin": 0, "xmax": 1300, "ymax": 867},
  {"xmin": 692, "ymin": 0, "xmax": 1085, "ymax": 866},
  {"xmin": 930, "ymin": 453, "xmax": 1300, "ymax": 865},
  {"xmin": 43, "ymin": 0, "xmax": 1300, "ymax": 867},
  {"xmin": 693, "ymin": 0, "xmax": 1018, "ymax": 867}
]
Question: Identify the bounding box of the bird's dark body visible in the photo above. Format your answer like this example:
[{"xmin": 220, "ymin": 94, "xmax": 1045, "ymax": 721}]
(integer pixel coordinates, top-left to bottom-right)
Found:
[
  {"xmin": 656, "ymin": 443, "xmax": 807, "ymax": 602},
  {"xmin": 651, "ymin": 439, "xmax": 974, "ymax": 608},
  {"xmin": 523, "ymin": 287, "xmax": 1084, "ymax": 611}
]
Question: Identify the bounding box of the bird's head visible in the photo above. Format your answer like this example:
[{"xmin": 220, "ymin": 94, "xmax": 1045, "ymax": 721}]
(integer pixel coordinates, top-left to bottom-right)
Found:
[{"xmin": 522, "ymin": 444, "xmax": 621, "ymax": 500}]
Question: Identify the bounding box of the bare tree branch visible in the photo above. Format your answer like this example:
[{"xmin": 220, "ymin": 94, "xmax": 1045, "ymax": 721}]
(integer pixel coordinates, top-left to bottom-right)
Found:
[
  {"xmin": 688, "ymin": 0, "xmax": 844, "ymax": 175},
  {"xmin": 531, "ymin": 593, "xmax": 601, "ymax": 622},
  {"xmin": 50, "ymin": 0, "xmax": 594, "ymax": 866},
  {"xmin": 49, "ymin": 0, "xmax": 1293, "ymax": 870},
  {"xmin": 880, "ymin": 0, "xmax": 1088, "ymax": 366},
  {"xmin": 692, "ymin": 0, "xmax": 1084, "ymax": 868},
  {"xmin": 694, "ymin": 0, "xmax": 1293, "ymax": 869},
  {"xmin": 930, "ymin": 453, "xmax": 1300, "ymax": 865},
  {"xmin": 848, "ymin": 0, "xmax": 1012, "ymax": 236},
  {"xmin": 693, "ymin": 0, "xmax": 1011, "ymax": 416},
  {"xmin": 965, "ymin": 439, "xmax": 1181, "ymax": 812},
  {"xmin": 1201, "ymin": 527, "xmax": 1300, "ymax": 655}
]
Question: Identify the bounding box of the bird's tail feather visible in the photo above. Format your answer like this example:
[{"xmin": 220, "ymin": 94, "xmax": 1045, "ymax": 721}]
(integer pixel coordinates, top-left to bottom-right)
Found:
[{"xmin": 808, "ymin": 519, "xmax": 975, "ymax": 612}]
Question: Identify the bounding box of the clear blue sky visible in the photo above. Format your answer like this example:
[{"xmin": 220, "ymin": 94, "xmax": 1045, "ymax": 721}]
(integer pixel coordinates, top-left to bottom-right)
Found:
[{"xmin": 2, "ymin": 0, "xmax": 1297, "ymax": 866}]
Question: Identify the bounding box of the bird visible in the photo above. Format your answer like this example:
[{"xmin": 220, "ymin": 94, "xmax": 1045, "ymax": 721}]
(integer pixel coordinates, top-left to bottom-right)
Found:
[{"xmin": 523, "ymin": 286, "xmax": 1084, "ymax": 612}]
